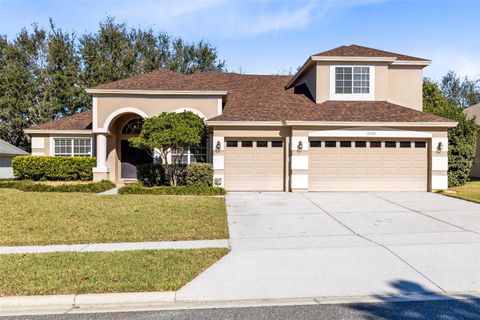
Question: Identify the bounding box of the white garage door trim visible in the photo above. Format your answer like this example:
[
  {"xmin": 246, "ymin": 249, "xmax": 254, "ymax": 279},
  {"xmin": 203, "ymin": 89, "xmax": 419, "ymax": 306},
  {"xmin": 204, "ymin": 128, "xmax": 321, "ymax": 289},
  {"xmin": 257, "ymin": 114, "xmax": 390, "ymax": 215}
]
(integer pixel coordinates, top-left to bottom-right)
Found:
[{"xmin": 309, "ymin": 127, "xmax": 432, "ymax": 138}]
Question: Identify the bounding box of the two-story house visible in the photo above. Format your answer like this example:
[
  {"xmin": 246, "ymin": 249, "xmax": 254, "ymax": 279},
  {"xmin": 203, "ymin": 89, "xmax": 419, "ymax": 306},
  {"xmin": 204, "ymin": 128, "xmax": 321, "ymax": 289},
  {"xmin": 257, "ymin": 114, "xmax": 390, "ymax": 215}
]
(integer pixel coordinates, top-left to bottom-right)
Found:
[{"xmin": 25, "ymin": 45, "xmax": 456, "ymax": 192}]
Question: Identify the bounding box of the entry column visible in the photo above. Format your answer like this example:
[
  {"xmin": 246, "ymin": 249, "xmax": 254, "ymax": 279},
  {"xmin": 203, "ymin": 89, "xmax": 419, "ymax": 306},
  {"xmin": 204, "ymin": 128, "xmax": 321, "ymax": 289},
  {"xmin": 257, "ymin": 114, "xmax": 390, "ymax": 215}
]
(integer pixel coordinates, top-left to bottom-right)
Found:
[{"xmin": 93, "ymin": 133, "xmax": 110, "ymax": 181}]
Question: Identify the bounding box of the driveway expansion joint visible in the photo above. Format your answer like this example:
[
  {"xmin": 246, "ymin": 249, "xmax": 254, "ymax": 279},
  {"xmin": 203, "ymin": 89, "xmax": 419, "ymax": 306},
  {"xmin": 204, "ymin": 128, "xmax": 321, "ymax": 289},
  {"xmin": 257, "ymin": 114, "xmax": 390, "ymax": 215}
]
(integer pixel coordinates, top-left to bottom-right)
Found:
[{"xmin": 301, "ymin": 193, "xmax": 448, "ymax": 293}]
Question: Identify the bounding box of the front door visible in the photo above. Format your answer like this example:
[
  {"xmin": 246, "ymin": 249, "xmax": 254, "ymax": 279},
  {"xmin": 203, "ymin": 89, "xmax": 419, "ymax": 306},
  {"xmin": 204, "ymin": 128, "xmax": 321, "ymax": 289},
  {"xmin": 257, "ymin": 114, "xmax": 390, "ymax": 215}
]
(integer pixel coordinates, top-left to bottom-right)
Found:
[{"xmin": 121, "ymin": 140, "xmax": 152, "ymax": 179}]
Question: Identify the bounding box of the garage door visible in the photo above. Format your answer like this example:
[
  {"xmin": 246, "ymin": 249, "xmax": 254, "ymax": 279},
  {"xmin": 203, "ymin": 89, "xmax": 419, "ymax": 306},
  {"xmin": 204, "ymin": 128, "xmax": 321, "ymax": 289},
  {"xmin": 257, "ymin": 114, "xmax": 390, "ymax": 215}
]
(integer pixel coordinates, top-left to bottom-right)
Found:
[
  {"xmin": 224, "ymin": 139, "xmax": 284, "ymax": 191},
  {"xmin": 309, "ymin": 139, "xmax": 428, "ymax": 191}
]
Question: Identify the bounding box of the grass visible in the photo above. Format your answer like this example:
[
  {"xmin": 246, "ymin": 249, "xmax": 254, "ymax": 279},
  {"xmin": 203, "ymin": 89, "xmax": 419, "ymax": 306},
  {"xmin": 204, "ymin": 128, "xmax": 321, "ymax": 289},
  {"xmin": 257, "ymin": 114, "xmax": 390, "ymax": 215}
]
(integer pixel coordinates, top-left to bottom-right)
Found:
[
  {"xmin": 0, "ymin": 249, "xmax": 229, "ymax": 296},
  {"xmin": 0, "ymin": 189, "xmax": 228, "ymax": 246},
  {"xmin": 440, "ymin": 180, "xmax": 480, "ymax": 204}
]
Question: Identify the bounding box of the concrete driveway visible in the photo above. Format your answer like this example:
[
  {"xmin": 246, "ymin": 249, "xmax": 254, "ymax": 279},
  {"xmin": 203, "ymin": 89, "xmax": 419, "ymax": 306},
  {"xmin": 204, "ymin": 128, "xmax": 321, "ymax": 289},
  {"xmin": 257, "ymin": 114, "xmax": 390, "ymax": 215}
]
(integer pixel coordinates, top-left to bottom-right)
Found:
[{"xmin": 177, "ymin": 192, "xmax": 480, "ymax": 302}]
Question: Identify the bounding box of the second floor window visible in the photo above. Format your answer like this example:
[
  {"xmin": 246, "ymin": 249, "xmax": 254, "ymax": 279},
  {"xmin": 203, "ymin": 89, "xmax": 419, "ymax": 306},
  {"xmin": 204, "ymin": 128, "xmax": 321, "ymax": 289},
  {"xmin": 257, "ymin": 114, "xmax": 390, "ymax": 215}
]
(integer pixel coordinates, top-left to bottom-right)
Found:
[{"xmin": 335, "ymin": 67, "xmax": 370, "ymax": 94}]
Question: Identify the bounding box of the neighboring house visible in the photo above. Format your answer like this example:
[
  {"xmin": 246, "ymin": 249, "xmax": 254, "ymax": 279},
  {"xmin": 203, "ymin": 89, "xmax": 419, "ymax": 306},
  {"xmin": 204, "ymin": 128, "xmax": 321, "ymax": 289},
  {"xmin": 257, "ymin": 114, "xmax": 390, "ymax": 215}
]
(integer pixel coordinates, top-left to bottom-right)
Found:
[
  {"xmin": 464, "ymin": 103, "xmax": 480, "ymax": 178},
  {"xmin": 24, "ymin": 45, "xmax": 456, "ymax": 192},
  {"xmin": 0, "ymin": 139, "xmax": 28, "ymax": 178}
]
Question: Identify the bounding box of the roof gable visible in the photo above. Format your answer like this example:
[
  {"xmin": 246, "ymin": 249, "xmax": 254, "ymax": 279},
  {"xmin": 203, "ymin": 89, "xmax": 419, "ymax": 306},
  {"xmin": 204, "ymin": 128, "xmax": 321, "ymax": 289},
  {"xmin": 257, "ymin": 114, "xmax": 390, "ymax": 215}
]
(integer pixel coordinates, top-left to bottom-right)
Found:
[{"xmin": 0, "ymin": 139, "xmax": 28, "ymax": 156}]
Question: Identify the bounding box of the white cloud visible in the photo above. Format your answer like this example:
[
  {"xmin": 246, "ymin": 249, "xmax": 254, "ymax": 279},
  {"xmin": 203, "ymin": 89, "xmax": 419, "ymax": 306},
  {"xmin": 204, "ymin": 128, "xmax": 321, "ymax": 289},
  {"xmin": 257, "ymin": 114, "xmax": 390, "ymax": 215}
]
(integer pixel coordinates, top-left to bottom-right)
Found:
[
  {"xmin": 425, "ymin": 50, "xmax": 480, "ymax": 81},
  {"xmin": 109, "ymin": 0, "xmax": 384, "ymax": 38}
]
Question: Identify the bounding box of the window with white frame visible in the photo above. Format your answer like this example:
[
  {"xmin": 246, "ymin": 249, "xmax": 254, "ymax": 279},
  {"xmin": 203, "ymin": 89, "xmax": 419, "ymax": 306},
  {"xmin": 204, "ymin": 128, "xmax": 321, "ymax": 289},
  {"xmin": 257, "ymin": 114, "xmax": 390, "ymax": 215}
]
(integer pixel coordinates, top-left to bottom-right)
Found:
[
  {"xmin": 54, "ymin": 138, "xmax": 92, "ymax": 156},
  {"xmin": 335, "ymin": 67, "xmax": 370, "ymax": 94},
  {"xmin": 171, "ymin": 138, "xmax": 208, "ymax": 165}
]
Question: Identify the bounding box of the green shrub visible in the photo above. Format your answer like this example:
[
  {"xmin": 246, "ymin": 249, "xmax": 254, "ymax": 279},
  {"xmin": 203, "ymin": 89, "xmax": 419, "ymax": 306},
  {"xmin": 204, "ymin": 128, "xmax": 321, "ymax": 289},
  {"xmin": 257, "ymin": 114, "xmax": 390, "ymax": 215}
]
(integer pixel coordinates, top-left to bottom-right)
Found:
[
  {"xmin": 136, "ymin": 163, "xmax": 166, "ymax": 187},
  {"xmin": 12, "ymin": 156, "xmax": 96, "ymax": 181},
  {"xmin": 424, "ymin": 80, "xmax": 479, "ymax": 187},
  {"xmin": 186, "ymin": 163, "xmax": 213, "ymax": 186},
  {"xmin": 136, "ymin": 163, "xmax": 187, "ymax": 187},
  {"xmin": 0, "ymin": 180, "xmax": 115, "ymax": 193},
  {"xmin": 118, "ymin": 183, "xmax": 225, "ymax": 196}
]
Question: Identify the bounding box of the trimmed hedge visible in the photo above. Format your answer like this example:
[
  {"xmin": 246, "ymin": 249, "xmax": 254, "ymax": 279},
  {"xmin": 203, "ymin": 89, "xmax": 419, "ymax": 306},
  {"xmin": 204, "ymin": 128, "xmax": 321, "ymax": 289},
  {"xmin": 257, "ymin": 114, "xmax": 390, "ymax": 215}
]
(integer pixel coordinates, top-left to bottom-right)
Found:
[
  {"xmin": 12, "ymin": 156, "xmax": 96, "ymax": 181},
  {"xmin": 186, "ymin": 163, "xmax": 213, "ymax": 187},
  {"xmin": 118, "ymin": 183, "xmax": 225, "ymax": 196},
  {"xmin": 0, "ymin": 180, "xmax": 115, "ymax": 193}
]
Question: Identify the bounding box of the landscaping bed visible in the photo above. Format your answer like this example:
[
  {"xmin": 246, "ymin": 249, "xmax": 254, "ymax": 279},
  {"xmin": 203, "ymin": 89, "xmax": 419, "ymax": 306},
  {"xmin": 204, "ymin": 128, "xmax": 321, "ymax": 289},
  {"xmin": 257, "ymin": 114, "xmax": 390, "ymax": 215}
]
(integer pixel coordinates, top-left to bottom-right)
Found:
[
  {"xmin": 0, "ymin": 179, "xmax": 115, "ymax": 193},
  {"xmin": 119, "ymin": 183, "xmax": 226, "ymax": 196},
  {"xmin": 0, "ymin": 248, "xmax": 229, "ymax": 296},
  {"xmin": 0, "ymin": 189, "xmax": 228, "ymax": 246},
  {"xmin": 440, "ymin": 180, "xmax": 480, "ymax": 204}
]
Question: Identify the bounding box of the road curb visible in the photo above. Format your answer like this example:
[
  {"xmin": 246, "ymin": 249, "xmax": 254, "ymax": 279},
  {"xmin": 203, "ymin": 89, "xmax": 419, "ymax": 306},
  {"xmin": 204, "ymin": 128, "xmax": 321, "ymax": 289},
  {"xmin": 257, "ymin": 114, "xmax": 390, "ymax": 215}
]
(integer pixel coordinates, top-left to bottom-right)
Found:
[
  {"xmin": 0, "ymin": 292, "xmax": 176, "ymax": 316},
  {"xmin": 2, "ymin": 291, "xmax": 480, "ymax": 316}
]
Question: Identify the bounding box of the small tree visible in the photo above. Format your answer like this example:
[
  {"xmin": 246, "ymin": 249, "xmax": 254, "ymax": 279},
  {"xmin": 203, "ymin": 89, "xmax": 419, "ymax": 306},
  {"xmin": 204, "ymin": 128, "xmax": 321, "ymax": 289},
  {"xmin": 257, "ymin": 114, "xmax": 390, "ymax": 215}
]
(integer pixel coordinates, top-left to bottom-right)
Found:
[
  {"xmin": 129, "ymin": 111, "xmax": 206, "ymax": 185},
  {"xmin": 423, "ymin": 79, "xmax": 478, "ymax": 186}
]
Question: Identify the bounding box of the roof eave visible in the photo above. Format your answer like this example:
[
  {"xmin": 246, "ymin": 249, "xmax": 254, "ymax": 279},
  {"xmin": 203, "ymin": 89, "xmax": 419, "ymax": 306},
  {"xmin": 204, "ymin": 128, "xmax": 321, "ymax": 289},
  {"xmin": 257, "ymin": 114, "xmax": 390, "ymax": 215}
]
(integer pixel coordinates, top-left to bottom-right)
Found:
[
  {"xmin": 86, "ymin": 89, "xmax": 228, "ymax": 96},
  {"xmin": 285, "ymin": 121, "xmax": 457, "ymax": 127},
  {"xmin": 207, "ymin": 120, "xmax": 285, "ymax": 126},
  {"xmin": 207, "ymin": 120, "xmax": 457, "ymax": 128},
  {"xmin": 24, "ymin": 129, "xmax": 93, "ymax": 134}
]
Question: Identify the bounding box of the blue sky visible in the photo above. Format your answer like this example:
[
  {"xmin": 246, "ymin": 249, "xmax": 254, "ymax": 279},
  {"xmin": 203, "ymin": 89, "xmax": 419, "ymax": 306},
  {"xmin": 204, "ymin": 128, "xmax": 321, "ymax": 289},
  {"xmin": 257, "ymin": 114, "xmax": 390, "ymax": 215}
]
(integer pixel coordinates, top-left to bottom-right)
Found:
[{"xmin": 1, "ymin": 0, "xmax": 479, "ymax": 80}]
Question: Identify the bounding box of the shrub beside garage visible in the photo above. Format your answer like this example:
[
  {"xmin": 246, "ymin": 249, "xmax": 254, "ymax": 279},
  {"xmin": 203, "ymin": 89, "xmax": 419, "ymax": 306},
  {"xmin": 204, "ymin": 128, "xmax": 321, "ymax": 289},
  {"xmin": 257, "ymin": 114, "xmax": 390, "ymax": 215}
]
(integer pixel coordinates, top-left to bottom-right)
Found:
[
  {"xmin": 121, "ymin": 163, "xmax": 224, "ymax": 195},
  {"xmin": 12, "ymin": 156, "xmax": 96, "ymax": 181}
]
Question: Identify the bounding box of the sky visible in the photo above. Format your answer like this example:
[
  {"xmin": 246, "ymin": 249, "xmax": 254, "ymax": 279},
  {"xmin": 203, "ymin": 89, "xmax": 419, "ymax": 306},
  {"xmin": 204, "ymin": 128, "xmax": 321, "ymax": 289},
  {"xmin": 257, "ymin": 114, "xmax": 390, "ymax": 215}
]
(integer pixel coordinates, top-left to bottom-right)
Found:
[{"xmin": 0, "ymin": 0, "xmax": 479, "ymax": 80}]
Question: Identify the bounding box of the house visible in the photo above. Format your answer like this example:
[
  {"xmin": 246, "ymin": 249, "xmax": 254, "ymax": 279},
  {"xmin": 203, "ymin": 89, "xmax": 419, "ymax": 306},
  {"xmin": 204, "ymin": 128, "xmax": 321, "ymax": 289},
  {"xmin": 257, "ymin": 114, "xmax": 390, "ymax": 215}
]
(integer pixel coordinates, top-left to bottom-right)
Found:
[
  {"xmin": 464, "ymin": 103, "xmax": 480, "ymax": 178},
  {"xmin": 0, "ymin": 139, "xmax": 28, "ymax": 178},
  {"xmin": 24, "ymin": 45, "xmax": 456, "ymax": 192}
]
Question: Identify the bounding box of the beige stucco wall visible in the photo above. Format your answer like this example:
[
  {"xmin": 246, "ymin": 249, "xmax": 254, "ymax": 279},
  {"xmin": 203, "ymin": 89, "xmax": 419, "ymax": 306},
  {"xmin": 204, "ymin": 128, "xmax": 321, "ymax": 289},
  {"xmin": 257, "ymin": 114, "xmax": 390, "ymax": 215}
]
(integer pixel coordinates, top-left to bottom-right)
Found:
[
  {"xmin": 313, "ymin": 62, "xmax": 424, "ymax": 110},
  {"xmin": 388, "ymin": 66, "xmax": 423, "ymax": 111},
  {"xmin": 95, "ymin": 94, "xmax": 221, "ymax": 132}
]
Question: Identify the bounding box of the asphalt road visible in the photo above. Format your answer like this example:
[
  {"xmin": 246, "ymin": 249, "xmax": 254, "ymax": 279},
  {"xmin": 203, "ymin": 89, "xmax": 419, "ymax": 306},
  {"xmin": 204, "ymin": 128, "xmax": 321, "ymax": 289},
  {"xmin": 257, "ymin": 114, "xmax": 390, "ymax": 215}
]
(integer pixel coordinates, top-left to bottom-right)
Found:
[{"xmin": 3, "ymin": 298, "xmax": 480, "ymax": 320}]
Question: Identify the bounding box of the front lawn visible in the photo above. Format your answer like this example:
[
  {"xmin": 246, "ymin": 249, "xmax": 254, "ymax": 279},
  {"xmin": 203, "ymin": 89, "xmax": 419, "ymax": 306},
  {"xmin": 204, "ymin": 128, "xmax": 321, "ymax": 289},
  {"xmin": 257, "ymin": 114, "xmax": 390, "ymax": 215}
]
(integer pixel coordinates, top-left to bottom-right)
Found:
[
  {"xmin": 0, "ymin": 189, "xmax": 228, "ymax": 246},
  {"xmin": 0, "ymin": 249, "xmax": 228, "ymax": 296},
  {"xmin": 440, "ymin": 180, "xmax": 480, "ymax": 204}
]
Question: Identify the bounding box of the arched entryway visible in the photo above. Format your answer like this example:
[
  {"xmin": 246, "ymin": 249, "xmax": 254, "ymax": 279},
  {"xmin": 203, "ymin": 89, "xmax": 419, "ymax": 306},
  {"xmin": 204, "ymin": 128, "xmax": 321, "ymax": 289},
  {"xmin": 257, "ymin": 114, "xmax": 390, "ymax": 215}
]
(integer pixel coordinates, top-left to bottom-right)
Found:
[
  {"xmin": 119, "ymin": 117, "xmax": 152, "ymax": 179},
  {"xmin": 105, "ymin": 112, "xmax": 152, "ymax": 181}
]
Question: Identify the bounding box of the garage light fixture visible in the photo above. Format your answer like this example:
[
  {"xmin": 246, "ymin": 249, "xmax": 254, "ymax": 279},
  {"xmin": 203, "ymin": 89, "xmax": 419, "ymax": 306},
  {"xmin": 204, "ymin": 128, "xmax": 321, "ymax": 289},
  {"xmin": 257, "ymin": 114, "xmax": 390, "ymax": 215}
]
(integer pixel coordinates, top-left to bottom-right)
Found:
[
  {"xmin": 298, "ymin": 141, "xmax": 303, "ymax": 152},
  {"xmin": 437, "ymin": 142, "xmax": 443, "ymax": 153},
  {"xmin": 215, "ymin": 141, "xmax": 221, "ymax": 152}
]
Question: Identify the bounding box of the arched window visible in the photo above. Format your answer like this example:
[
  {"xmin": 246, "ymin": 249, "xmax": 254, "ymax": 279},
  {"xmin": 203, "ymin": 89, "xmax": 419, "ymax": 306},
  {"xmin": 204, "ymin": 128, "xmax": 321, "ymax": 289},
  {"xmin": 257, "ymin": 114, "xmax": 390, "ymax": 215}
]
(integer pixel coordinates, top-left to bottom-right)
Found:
[{"xmin": 122, "ymin": 117, "xmax": 143, "ymax": 134}]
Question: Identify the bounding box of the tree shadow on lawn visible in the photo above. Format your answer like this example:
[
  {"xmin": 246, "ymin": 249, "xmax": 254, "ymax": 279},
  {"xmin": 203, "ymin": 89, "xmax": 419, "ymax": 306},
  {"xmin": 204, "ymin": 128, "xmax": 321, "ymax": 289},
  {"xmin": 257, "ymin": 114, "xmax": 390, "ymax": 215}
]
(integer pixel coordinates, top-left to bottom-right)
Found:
[{"xmin": 346, "ymin": 280, "xmax": 480, "ymax": 320}]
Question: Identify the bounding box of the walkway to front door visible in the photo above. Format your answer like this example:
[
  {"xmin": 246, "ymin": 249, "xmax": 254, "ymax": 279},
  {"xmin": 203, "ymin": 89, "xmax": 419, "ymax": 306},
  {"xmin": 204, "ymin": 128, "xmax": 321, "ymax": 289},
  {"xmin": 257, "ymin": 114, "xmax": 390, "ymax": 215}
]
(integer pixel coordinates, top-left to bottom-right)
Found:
[{"xmin": 177, "ymin": 192, "xmax": 480, "ymax": 301}]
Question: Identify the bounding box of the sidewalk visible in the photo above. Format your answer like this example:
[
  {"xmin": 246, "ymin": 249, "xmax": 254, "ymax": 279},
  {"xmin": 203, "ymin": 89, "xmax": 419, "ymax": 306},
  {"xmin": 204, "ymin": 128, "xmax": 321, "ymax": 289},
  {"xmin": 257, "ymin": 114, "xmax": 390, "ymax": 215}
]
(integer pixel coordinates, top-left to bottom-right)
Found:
[{"xmin": 0, "ymin": 239, "xmax": 229, "ymax": 254}]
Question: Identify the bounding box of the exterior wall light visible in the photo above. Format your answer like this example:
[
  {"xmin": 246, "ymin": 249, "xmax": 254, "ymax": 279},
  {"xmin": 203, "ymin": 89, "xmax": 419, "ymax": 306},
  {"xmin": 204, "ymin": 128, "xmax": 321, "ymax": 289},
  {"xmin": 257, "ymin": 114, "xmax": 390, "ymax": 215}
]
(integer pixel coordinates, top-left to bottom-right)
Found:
[
  {"xmin": 298, "ymin": 141, "xmax": 303, "ymax": 152},
  {"xmin": 437, "ymin": 142, "xmax": 443, "ymax": 153},
  {"xmin": 215, "ymin": 141, "xmax": 221, "ymax": 152}
]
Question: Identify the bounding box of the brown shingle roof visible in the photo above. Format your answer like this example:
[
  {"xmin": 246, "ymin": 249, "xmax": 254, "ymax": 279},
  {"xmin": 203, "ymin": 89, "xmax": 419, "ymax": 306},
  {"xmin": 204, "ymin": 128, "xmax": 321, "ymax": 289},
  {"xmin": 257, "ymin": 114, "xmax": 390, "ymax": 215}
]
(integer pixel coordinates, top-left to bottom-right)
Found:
[
  {"xmin": 28, "ymin": 111, "xmax": 92, "ymax": 130},
  {"xmin": 33, "ymin": 67, "xmax": 453, "ymax": 131},
  {"xmin": 313, "ymin": 45, "xmax": 427, "ymax": 61}
]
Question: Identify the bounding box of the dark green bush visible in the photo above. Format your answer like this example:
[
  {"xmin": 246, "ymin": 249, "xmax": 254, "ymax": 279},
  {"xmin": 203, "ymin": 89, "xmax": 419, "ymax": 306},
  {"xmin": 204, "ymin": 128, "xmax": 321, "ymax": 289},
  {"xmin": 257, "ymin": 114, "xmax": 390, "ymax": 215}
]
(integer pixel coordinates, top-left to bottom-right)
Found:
[
  {"xmin": 118, "ymin": 183, "xmax": 225, "ymax": 196},
  {"xmin": 136, "ymin": 163, "xmax": 187, "ymax": 187},
  {"xmin": 136, "ymin": 163, "xmax": 166, "ymax": 187},
  {"xmin": 0, "ymin": 180, "xmax": 115, "ymax": 193},
  {"xmin": 12, "ymin": 156, "xmax": 96, "ymax": 181},
  {"xmin": 186, "ymin": 163, "xmax": 213, "ymax": 186}
]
